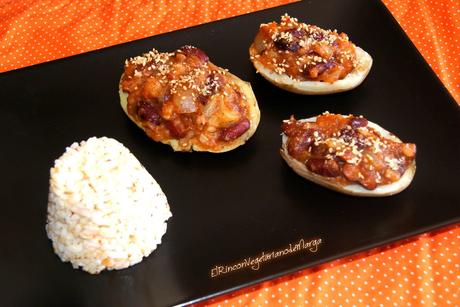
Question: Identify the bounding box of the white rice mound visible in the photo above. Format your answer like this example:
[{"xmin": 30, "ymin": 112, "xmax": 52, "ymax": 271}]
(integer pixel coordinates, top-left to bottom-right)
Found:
[{"xmin": 46, "ymin": 137, "xmax": 172, "ymax": 274}]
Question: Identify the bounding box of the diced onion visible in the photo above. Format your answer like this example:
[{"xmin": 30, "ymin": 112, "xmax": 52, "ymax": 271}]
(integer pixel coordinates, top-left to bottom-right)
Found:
[{"xmin": 174, "ymin": 93, "xmax": 197, "ymax": 113}]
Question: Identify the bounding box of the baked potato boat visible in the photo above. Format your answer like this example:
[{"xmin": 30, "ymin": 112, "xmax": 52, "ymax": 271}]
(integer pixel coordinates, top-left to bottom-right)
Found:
[
  {"xmin": 250, "ymin": 14, "xmax": 372, "ymax": 94},
  {"xmin": 120, "ymin": 46, "xmax": 260, "ymax": 152},
  {"xmin": 281, "ymin": 113, "xmax": 416, "ymax": 196}
]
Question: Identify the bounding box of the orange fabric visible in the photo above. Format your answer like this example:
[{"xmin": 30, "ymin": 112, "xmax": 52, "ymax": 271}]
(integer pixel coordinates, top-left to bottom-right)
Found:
[
  {"xmin": 0, "ymin": 1, "xmax": 459, "ymax": 306},
  {"xmin": 383, "ymin": 0, "xmax": 460, "ymax": 103},
  {"xmin": 0, "ymin": 0, "xmax": 296, "ymax": 72}
]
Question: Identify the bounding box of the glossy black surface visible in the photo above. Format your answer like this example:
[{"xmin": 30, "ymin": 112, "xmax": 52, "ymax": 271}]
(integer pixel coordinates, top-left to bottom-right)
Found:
[{"xmin": 1, "ymin": 1, "xmax": 459, "ymax": 306}]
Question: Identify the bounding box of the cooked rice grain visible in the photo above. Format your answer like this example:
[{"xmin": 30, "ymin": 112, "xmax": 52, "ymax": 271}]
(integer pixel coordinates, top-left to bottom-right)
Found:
[{"xmin": 46, "ymin": 137, "xmax": 172, "ymax": 274}]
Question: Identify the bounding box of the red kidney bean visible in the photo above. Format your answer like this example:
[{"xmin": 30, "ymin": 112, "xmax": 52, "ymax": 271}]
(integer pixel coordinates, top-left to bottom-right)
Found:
[
  {"xmin": 274, "ymin": 38, "xmax": 300, "ymax": 52},
  {"xmin": 164, "ymin": 120, "xmax": 187, "ymax": 138},
  {"xmin": 137, "ymin": 101, "xmax": 161, "ymax": 125},
  {"xmin": 286, "ymin": 28, "xmax": 307, "ymax": 39},
  {"xmin": 287, "ymin": 134, "xmax": 314, "ymax": 160},
  {"xmin": 306, "ymin": 158, "xmax": 341, "ymax": 177},
  {"xmin": 356, "ymin": 137, "xmax": 368, "ymax": 150},
  {"xmin": 340, "ymin": 128, "xmax": 367, "ymax": 149},
  {"xmin": 349, "ymin": 116, "xmax": 368, "ymax": 129},
  {"xmin": 342, "ymin": 163, "xmax": 360, "ymax": 181},
  {"xmin": 314, "ymin": 59, "xmax": 335, "ymax": 75},
  {"xmin": 312, "ymin": 32, "xmax": 324, "ymax": 41},
  {"xmin": 179, "ymin": 46, "xmax": 209, "ymax": 63},
  {"xmin": 220, "ymin": 119, "xmax": 250, "ymax": 141},
  {"xmin": 339, "ymin": 127, "xmax": 357, "ymax": 143},
  {"xmin": 361, "ymin": 174, "xmax": 378, "ymax": 190}
]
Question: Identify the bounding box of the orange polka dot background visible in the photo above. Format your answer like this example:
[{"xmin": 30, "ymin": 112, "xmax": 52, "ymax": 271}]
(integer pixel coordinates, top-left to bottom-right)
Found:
[
  {"xmin": 0, "ymin": 0, "xmax": 295, "ymax": 72},
  {"xmin": 383, "ymin": 0, "xmax": 459, "ymax": 103},
  {"xmin": 1, "ymin": 0, "xmax": 459, "ymax": 306}
]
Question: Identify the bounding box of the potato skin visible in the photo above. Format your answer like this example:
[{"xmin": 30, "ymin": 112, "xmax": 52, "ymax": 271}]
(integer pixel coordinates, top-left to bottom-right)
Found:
[
  {"xmin": 250, "ymin": 46, "xmax": 373, "ymax": 95},
  {"xmin": 280, "ymin": 117, "xmax": 416, "ymax": 197}
]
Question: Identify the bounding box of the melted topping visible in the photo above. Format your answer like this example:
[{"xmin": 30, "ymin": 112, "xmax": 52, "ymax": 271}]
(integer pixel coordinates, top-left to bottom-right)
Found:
[
  {"xmin": 121, "ymin": 46, "xmax": 251, "ymax": 151},
  {"xmin": 251, "ymin": 14, "xmax": 357, "ymax": 83},
  {"xmin": 282, "ymin": 113, "xmax": 416, "ymax": 190}
]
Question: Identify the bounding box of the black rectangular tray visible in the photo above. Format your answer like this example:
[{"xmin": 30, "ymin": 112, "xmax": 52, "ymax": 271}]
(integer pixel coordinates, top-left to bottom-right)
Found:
[{"xmin": 1, "ymin": 1, "xmax": 459, "ymax": 306}]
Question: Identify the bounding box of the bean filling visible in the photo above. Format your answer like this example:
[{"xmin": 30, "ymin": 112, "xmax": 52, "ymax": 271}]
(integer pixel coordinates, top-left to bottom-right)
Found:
[
  {"xmin": 121, "ymin": 46, "xmax": 251, "ymax": 151},
  {"xmin": 282, "ymin": 113, "xmax": 416, "ymax": 190},
  {"xmin": 251, "ymin": 14, "xmax": 357, "ymax": 83}
]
